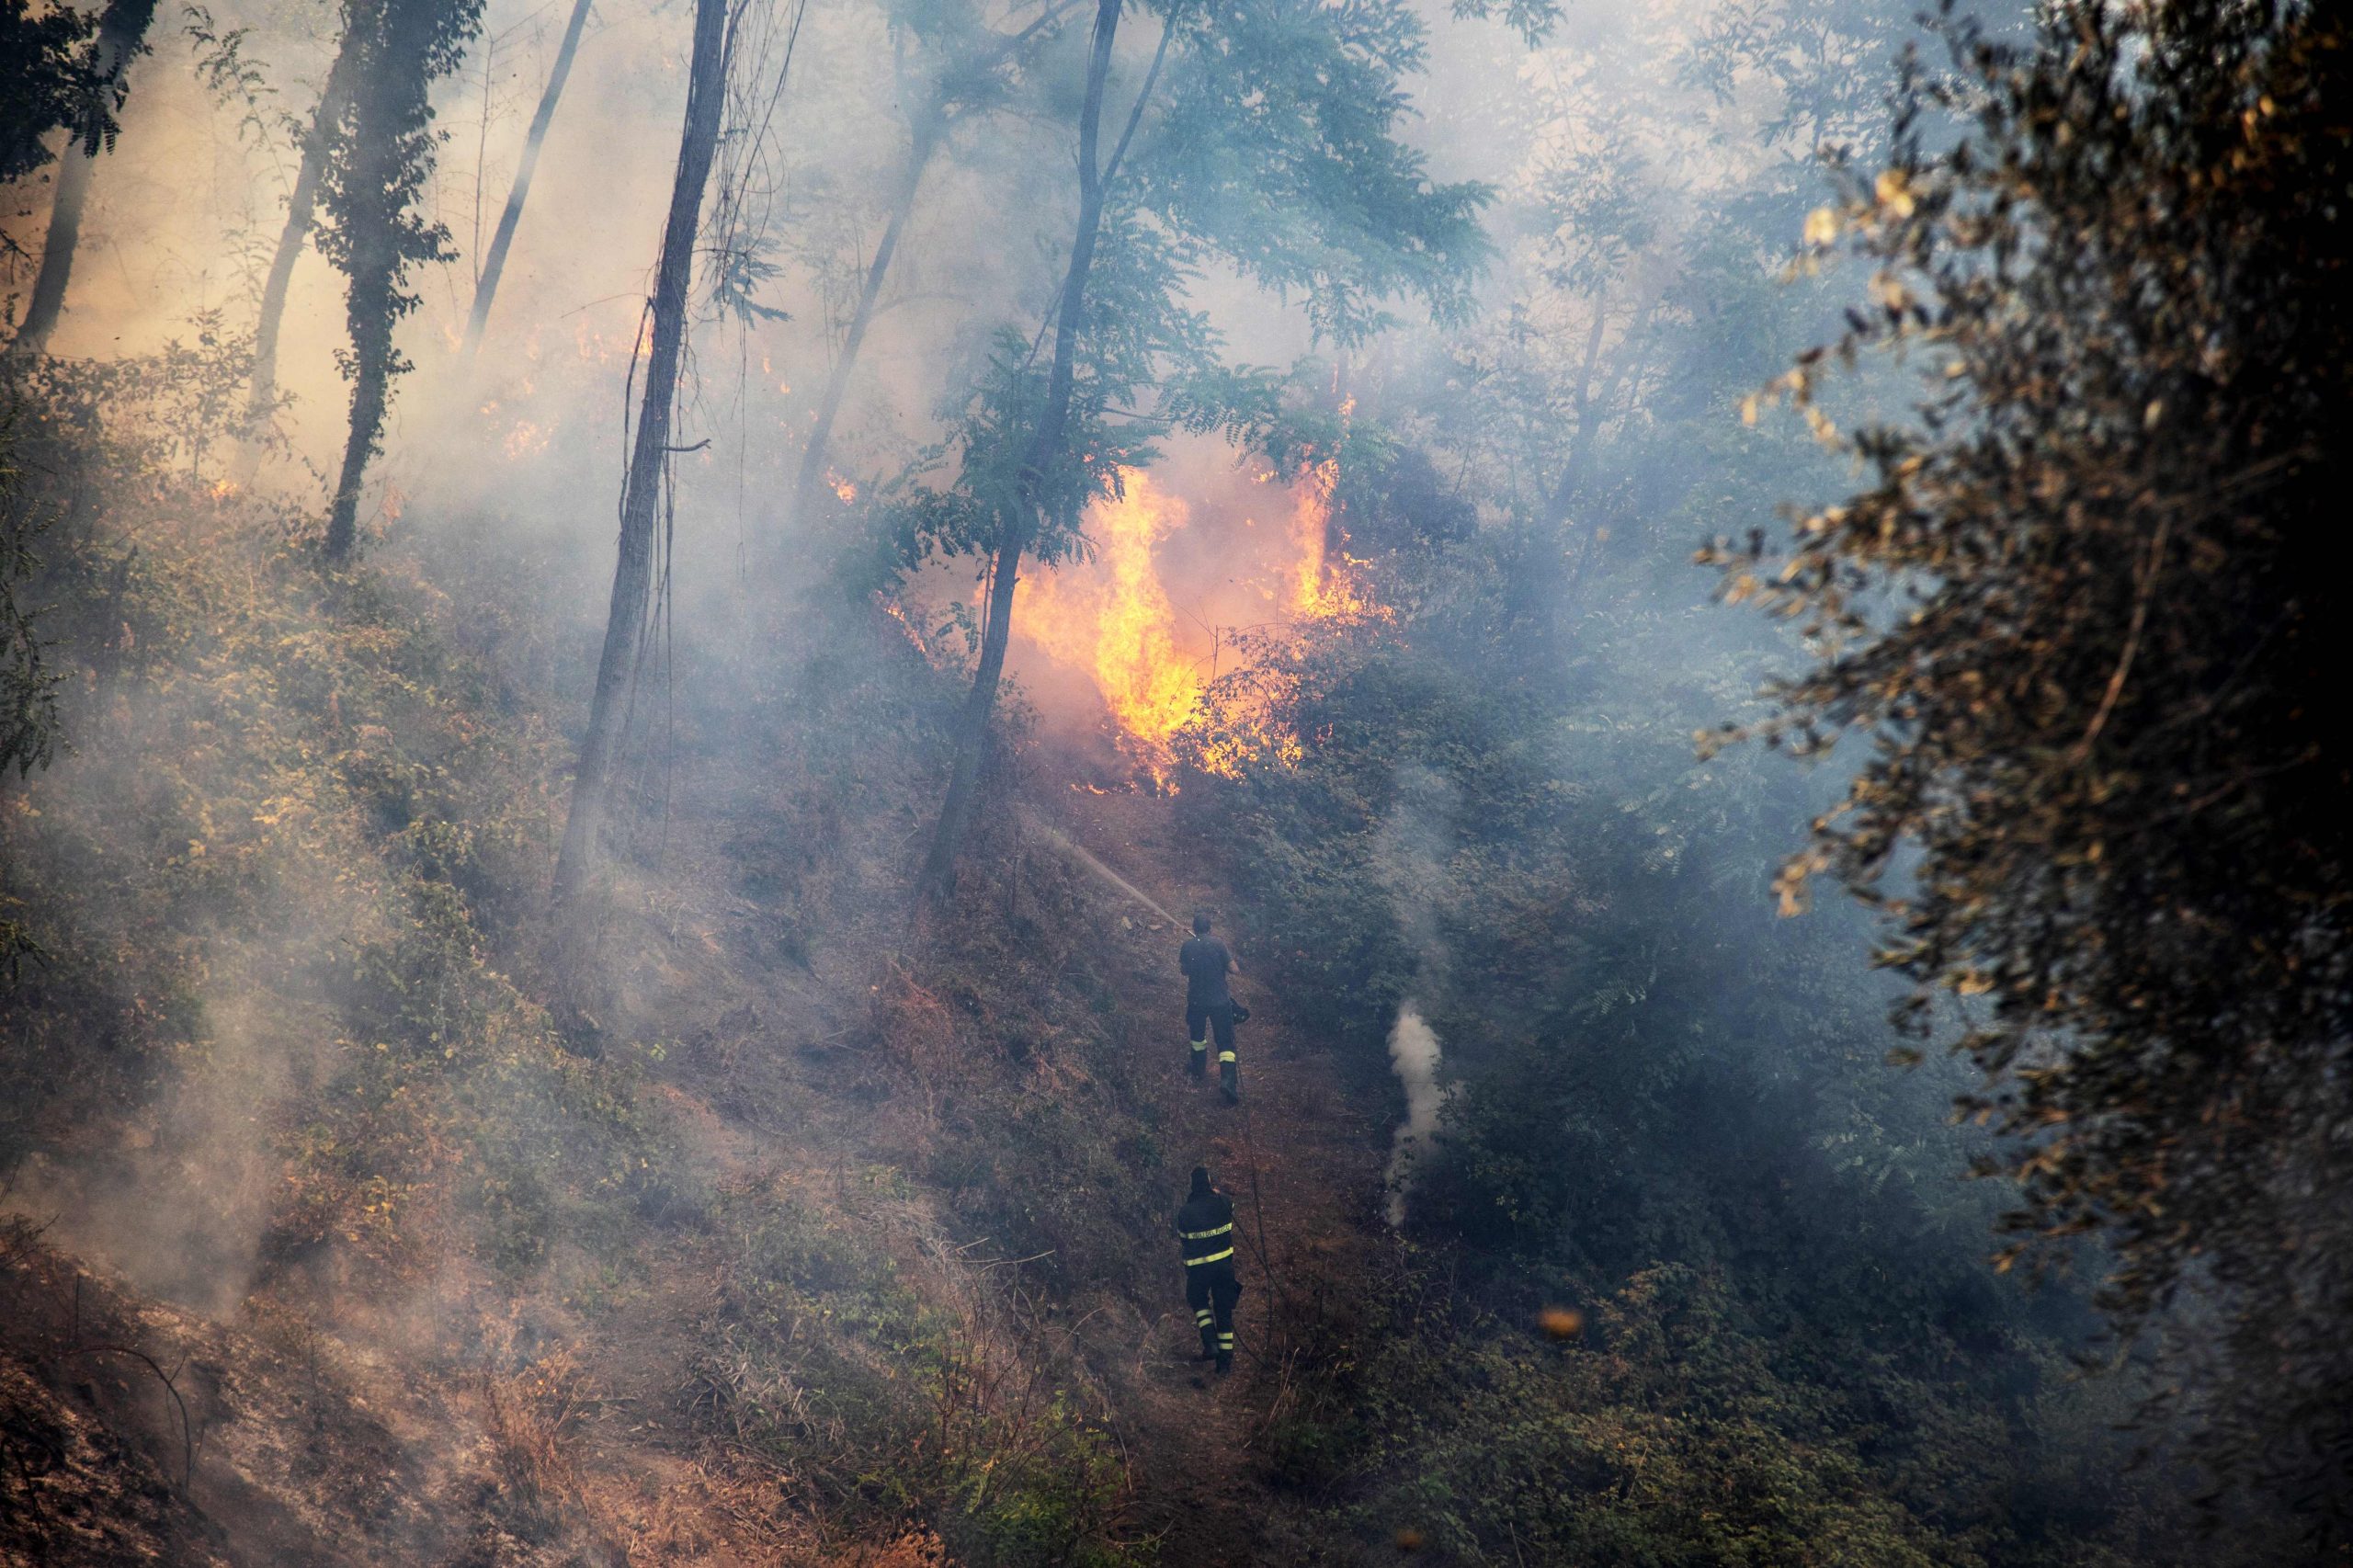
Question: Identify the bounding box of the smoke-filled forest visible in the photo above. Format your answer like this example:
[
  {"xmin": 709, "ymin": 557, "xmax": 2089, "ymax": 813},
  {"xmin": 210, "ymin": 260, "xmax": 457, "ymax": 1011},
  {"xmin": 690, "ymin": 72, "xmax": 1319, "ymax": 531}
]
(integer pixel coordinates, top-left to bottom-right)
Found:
[{"xmin": 3, "ymin": 0, "xmax": 2349, "ymax": 1562}]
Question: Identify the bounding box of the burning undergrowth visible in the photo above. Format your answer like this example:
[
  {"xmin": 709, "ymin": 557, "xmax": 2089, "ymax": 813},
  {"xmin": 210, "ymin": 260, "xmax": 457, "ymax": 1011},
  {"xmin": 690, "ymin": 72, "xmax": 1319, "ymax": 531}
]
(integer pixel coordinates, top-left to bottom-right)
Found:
[{"xmin": 915, "ymin": 439, "xmax": 1389, "ymax": 791}]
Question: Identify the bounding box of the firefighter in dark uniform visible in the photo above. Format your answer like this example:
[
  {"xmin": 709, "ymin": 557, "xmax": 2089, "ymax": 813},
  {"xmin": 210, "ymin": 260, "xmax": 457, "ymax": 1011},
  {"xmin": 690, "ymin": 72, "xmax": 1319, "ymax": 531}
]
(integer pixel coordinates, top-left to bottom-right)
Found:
[
  {"xmin": 1175, "ymin": 1165, "xmax": 1242, "ymax": 1374},
  {"xmin": 1180, "ymin": 914, "xmax": 1241, "ymax": 1103}
]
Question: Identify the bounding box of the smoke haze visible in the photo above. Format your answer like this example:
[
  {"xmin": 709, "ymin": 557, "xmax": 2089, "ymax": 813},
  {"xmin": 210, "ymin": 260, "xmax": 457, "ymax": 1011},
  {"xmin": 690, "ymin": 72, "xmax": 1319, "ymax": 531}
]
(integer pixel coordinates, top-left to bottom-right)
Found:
[{"xmin": 10, "ymin": 0, "xmax": 2290, "ymax": 1558}]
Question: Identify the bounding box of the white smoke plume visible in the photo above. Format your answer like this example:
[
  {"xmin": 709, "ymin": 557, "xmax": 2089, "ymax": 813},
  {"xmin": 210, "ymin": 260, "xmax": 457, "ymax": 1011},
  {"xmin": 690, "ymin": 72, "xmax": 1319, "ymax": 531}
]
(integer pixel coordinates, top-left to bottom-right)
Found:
[
  {"xmin": 1384, "ymin": 1001, "xmax": 1446, "ymax": 1227},
  {"xmin": 1375, "ymin": 765, "xmax": 1458, "ymax": 1226}
]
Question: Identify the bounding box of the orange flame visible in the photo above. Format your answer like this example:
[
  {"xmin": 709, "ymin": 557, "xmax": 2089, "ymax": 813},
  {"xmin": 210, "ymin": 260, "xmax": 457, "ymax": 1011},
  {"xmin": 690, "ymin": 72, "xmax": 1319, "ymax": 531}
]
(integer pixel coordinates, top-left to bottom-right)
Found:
[
  {"xmin": 502, "ymin": 419, "xmax": 551, "ymax": 460},
  {"xmin": 1289, "ymin": 456, "xmax": 1381, "ymax": 620},
  {"xmin": 1023, "ymin": 472, "xmax": 1202, "ymax": 783},
  {"xmin": 1011, "ymin": 454, "xmax": 1384, "ymax": 785}
]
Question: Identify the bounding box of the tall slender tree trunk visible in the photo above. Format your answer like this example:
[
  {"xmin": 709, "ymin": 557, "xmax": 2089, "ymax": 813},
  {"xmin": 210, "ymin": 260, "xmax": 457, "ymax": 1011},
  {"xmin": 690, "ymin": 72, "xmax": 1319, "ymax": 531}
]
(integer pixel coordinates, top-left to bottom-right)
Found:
[
  {"xmin": 324, "ymin": 340, "xmax": 391, "ymax": 557},
  {"xmin": 920, "ymin": 0, "xmax": 1124, "ymax": 898},
  {"xmin": 552, "ymin": 0, "xmax": 730, "ymax": 906},
  {"xmin": 460, "ymin": 0, "xmax": 595, "ymax": 355},
  {"xmin": 324, "ymin": 0, "xmax": 425, "ymax": 561},
  {"xmin": 8, "ymin": 0, "xmax": 159, "ymax": 356},
  {"xmin": 789, "ymin": 2, "xmax": 1074, "ymax": 526},
  {"xmin": 1539, "ymin": 287, "xmax": 1610, "ymax": 525},
  {"xmin": 788, "ymin": 110, "xmax": 941, "ymax": 524},
  {"xmin": 241, "ymin": 45, "xmax": 357, "ymax": 461}
]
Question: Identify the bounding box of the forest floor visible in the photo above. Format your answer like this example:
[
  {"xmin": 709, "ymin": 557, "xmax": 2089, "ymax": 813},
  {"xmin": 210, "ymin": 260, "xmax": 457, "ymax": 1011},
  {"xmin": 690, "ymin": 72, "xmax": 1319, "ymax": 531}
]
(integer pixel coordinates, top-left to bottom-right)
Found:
[
  {"xmin": 0, "ymin": 676, "xmax": 1393, "ymax": 1565},
  {"xmin": 520, "ymin": 725, "xmax": 1394, "ymax": 1564}
]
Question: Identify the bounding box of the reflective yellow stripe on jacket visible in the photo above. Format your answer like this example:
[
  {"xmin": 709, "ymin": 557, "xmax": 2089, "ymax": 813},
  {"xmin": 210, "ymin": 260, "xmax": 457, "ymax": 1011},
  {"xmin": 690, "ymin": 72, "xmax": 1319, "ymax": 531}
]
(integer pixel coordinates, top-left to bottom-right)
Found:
[{"xmin": 1182, "ymin": 1220, "xmax": 1233, "ymax": 1266}]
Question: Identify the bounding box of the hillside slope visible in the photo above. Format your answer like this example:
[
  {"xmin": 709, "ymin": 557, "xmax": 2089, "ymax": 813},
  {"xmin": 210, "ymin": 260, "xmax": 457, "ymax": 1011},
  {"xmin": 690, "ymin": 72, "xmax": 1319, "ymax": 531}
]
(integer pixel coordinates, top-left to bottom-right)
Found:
[{"xmin": 0, "ymin": 470, "xmax": 1405, "ymax": 1565}]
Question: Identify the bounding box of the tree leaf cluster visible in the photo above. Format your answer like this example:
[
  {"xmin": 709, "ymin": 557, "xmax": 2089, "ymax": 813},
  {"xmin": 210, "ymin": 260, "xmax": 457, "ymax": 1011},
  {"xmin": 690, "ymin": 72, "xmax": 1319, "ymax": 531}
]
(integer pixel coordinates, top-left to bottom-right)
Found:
[
  {"xmin": 1712, "ymin": 0, "xmax": 2353, "ymax": 1514},
  {"xmin": 0, "ymin": 0, "xmax": 104, "ymax": 185},
  {"xmin": 869, "ymin": 0, "xmax": 1502, "ymax": 589}
]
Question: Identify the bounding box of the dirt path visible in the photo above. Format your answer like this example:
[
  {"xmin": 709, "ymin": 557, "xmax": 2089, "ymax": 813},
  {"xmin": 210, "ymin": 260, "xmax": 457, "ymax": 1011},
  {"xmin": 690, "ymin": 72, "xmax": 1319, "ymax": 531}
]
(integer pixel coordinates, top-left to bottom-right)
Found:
[{"xmin": 1041, "ymin": 786, "xmax": 1388, "ymax": 1564}]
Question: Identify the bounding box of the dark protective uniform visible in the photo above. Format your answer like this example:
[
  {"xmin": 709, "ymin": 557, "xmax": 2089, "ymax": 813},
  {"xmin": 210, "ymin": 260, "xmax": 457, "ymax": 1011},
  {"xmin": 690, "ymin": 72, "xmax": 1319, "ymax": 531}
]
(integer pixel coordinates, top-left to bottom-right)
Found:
[
  {"xmin": 1180, "ymin": 934, "xmax": 1238, "ymax": 1099},
  {"xmin": 1176, "ymin": 1187, "xmax": 1241, "ymax": 1370}
]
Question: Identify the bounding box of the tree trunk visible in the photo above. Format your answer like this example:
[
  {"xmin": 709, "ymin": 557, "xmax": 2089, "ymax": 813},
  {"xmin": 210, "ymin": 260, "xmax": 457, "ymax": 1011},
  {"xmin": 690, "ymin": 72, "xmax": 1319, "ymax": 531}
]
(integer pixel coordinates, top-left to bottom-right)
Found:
[
  {"xmin": 460, "ymin": 0, "xmax": 595, "ymax": 355},
  {"xmin": 1538, "ymin": 287, "xmax": 1611, "ymax": 525},
  {"xmin": 790, "ymin": 4, "xmax": 1075, "ymax": 526},
  {"xmin": 321, "ymin": 10, "xmax": 409, "ymax": 562},
  {"xmin": 551, "ymin": 0, "xmax": 730, "ymax": 906},
  {"xmin": 919, "ymin": 0, "xmax": 1124, "ymax": 898},
  {"xmin": 8, "ymin": 0, "xmax": 159, "ymax": 356},
  {"xmin": 788, "ymin": 109, "xmax": 941, "ymax": 524},
  {"xmin": 242, "ymin": 45, "xmax": 357, "ymax": 460},
  {"xmin": 324, "ymin": 344, "xmax": 390, "ymax": 557}
]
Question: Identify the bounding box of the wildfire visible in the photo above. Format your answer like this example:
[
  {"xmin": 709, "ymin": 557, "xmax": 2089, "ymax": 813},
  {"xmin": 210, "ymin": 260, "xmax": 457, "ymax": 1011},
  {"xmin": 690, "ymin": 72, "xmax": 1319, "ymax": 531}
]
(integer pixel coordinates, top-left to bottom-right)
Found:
[
  {"xmin": 1010, "ymin": 455, "xmax": 1384, "ymax": 789},
  {"xmin": 1289, "ymin": 456, "xmax": 1381, "ymax": 620},
  {"xmin": 502, "ymin": 419, "xmax": 551, "ymax": 459},
  {"xmin": 574, "ymin": 315, "xmax": 655, "ymax": 365},
  {"xmin": 829, "ymin": 472, "xmax": 858, "ymax": 504},
  {"xmin": 1022, "ymin": 472, "xmax": 1203, "ymax": 784},
  {"xmin": 879, "ymin": 597, "xmax": 931, "ymax": 657}
]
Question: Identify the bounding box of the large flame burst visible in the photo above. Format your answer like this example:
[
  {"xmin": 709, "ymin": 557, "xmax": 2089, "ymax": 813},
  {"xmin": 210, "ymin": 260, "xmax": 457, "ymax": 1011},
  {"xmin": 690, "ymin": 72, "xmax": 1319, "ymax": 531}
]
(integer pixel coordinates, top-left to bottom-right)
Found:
[
  {"xmin": 1022, "ymin": 472, "xmax": 1203, "ymax": 782},
  {"xmin": 1018, "ymin": 461, "xmax": 1382, "ymax": 788}
]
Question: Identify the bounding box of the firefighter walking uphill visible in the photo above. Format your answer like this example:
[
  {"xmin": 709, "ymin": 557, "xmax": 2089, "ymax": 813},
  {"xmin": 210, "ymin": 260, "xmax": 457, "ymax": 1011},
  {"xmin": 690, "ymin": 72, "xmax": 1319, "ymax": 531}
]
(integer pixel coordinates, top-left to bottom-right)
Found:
[
  {"xmin": 1175, "ymin": 1165, "xmax": 1243, "ymax": 1374},
  {"xmin": 1180, "ymin": 913, "xmax": 1243, "ymax": 1103}
]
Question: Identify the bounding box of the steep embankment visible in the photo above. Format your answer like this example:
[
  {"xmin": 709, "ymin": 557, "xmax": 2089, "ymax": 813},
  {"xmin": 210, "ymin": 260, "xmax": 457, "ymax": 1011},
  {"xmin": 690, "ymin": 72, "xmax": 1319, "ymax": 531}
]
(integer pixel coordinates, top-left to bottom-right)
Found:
[
  {"xmin": 419, "ymin": 712, "xmax": 1400, "ymax": 1564},
  {"xmin": 551, "ymin": 727, "xmax": 1399, "ymax": 1565},
  {"xmin": 0, "ymin": 477, "xmax": 1402, "ymax": 1565},
  {"xmin": 1040, "ymin": 785, "xmax": 1389, "ymax": 1560}
]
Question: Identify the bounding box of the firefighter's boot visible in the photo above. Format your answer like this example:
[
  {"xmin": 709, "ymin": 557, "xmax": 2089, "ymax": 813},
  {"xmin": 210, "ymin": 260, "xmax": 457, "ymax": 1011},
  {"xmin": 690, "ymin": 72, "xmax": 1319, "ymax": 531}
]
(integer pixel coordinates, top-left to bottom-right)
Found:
[{"xmin": 1188, "ymin": 1037, "xmax": 1209, "ymax": 1078}]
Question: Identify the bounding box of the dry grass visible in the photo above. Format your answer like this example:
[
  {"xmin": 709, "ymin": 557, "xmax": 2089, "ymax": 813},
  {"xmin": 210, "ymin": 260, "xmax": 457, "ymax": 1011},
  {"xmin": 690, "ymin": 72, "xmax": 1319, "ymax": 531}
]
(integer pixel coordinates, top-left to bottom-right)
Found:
[{"xmin": 479, "ymin": 1337, "xmax": 590, "ymax": 1533}]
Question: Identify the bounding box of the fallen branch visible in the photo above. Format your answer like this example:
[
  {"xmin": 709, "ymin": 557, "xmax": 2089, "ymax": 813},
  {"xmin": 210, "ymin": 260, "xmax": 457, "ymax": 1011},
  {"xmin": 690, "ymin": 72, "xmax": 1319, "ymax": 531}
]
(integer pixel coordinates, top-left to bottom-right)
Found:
[{"xmin": 59, "ymin": 1343, "xmax": 194, "ymax": 1492}]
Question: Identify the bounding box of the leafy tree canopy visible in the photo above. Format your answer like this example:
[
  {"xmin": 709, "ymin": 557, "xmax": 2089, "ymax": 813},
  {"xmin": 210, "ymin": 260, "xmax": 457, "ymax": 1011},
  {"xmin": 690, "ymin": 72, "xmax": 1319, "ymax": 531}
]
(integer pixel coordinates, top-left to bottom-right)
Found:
[
  {"xmin": 0, "ymin": 0, "xmax": 100, "ymax": 184},
  {"xmin": 873, "ymin": 0, "xmax": 1506, "ymax": 581},
  {"xmin": 1715, "ymin": 0, "xmax": 2353, "ymax": 1513}
]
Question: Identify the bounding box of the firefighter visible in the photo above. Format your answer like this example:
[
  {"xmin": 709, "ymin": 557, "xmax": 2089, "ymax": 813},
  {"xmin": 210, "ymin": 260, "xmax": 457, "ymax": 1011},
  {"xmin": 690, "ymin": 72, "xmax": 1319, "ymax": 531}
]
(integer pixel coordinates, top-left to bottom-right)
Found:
[
  {"xmin": 1180, "ymin": 913, "xmax": 1242, "ymax": 1103},
  {"xmin": 1175, "ymin": 1165, "xmax": 1242, "ymax": 1374}
]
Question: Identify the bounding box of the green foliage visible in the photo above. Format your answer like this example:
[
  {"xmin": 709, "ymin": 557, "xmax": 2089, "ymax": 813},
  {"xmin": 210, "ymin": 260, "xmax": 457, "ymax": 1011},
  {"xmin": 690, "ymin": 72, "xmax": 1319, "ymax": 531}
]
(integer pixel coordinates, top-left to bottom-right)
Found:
[
  {"xmin": 1445, "ymin": 0, "xmax": 1561, "ymax": 50},
  {"xmin": 180, "ymin": 5, "xmax": 281, "ymax": 155},
  {"xmin": 315, "ymin": 0, "xmax": 483, "ymax": 555},
  {"xmin": 6, "ymin": 310, "xmax": 274, "ymax": 477},
  {"xmin": 1141, "ymin": 0, "xmax": 1495, "ymax": 346},
  {"xmin": 870, "ymin": 317, "xmax": 1172, "ymax": 578},
  {"xmin": 693, "ymin": 1188, "xmax": 1149, "ymax": 1567},
  {"xmin": 1330, "ymin": 1264, "xmax": 2192, "ymax": 1568},
  {"xmin": 0, "ymin": 425, "xmax": 58, "ymax": 788},
  {"xmin": 0, "ymin": 424, "xmax": 61, "ymax": 983},
  {"xmin": 0, "ymin": 362, "xmax": 673, "ymax": 1287},
  {"xmin": 1712, "ymin": 0, "xmax": 2353, "ymax": 1514},
  {"xmin": 1167, "ymin": 416, "xmax": 2261, "ymax": 1561},
  {"xmin": 0, "ymin": 0, "xmax": 100, "ymax": 184},
  {"xmin": 868, "ymin": 0, "xmax": 1500, "ymax": 588},
  {"xmin": 0, "ymin": 0, "xmax": 154, "ymax": 191}
]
